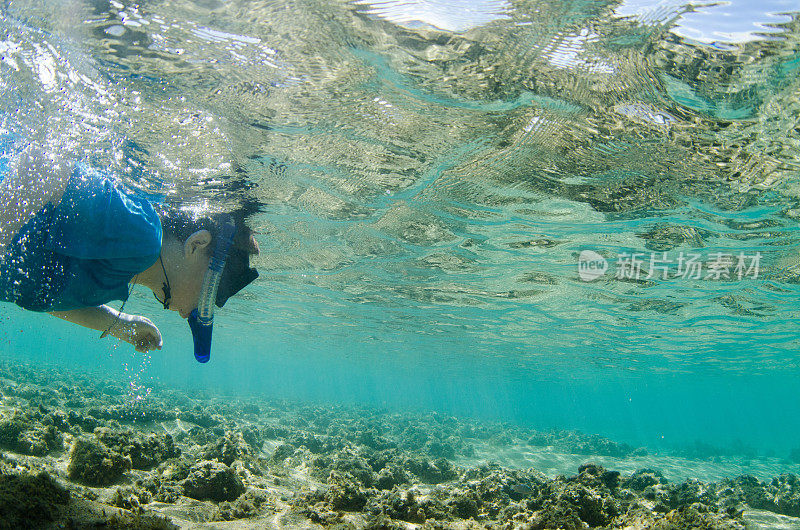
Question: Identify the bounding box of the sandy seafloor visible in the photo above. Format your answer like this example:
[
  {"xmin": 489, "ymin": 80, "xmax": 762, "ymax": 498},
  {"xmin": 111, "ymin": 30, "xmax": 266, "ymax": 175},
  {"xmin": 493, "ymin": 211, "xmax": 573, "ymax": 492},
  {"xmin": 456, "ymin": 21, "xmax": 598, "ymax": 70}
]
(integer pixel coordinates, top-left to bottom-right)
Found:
[{"xmin": 2, "ymin": 359, "xmax": 800, "ymax": 529}]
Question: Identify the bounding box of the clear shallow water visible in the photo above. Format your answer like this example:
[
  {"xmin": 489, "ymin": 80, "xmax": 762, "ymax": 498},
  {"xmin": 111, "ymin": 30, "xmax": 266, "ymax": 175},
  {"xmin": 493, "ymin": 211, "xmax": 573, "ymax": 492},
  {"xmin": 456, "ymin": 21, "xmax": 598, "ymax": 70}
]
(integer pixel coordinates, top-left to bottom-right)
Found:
[{"xmin": 0, "ymin": 0, "xmax": 799, "ymax": 465}]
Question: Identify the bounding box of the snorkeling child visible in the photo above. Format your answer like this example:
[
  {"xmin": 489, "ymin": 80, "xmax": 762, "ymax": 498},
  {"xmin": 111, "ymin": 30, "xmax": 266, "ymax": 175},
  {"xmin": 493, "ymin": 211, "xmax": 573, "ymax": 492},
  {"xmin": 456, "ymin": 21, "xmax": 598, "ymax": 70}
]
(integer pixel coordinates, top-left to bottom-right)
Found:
[{"xmin": 0, "ymin": 143, "xmax": 259, "ymax": 362}]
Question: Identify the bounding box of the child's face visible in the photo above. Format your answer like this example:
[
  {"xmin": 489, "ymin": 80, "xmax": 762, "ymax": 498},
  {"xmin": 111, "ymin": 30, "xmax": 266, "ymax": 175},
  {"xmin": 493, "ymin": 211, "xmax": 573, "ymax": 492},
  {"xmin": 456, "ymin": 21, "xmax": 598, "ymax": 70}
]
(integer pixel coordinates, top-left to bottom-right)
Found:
[
  {"xmin": 166, "ymin": 231, "xmax": 212, "ymax": 319},
  {"xmin": 168, "ymin": 267, "xmax": 206, "ymax": 319}
]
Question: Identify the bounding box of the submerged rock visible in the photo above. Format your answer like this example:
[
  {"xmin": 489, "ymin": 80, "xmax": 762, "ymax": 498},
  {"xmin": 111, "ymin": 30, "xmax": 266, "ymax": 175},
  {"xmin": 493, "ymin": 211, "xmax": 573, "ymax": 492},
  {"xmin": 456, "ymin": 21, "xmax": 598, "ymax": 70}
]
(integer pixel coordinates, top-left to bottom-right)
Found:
[
  {"xmin": 288, "ymin": 431, "xmax": 333, "ymax": 453},
  {"xmin": 622, "ymin": 468, "xmax": 667, "ymax": 491},
  {"xmin": 201, "ymin": 430, "xmax": 251, "ymax": 466},
  {"xmin": 355, "ymin": 429, "xmax": 395, "ymax": 451},
  {"xmin": 138, "ymin": 474, "xmax": 184, "ymax": 504},
  {"xmin": 0, "ymin": 471, "xmax": 70, "ymax": 528},
  {"xmin": 182, "ymin": 460, "xmax": 245, "ymax": 502},
  {"xmin": 180, "ymin": 408, "xmax": 222, "ymax": 428},
  {"xmin": 0, "ymin": 360, "xmax": 785, "ymax": 530},
  {"xmin": 374, "ymin": 463, "xmax": 410, "ymax": 490},
  {"xmin": 424, "ymin": 440, "xmax": 456, "ymax": 459},
  {"xmin": 270, "ymin": 442, "xmax": 296, "ymax": 462},
  {"xmin": 67, "ymin": 410, "xmax": 100, "ymax": 433},
  {"xmin": 112, "ymin": 485, "xmax": 152, "ymax": 510},
  {"xmin": 325, "ymin": 470, "xmax": 369, "ymax": 511},
  {"xmin": 460, "ymin": 463, "xmax": 547, "ymax": 506},
  {"xmin": 95, "ymin": 427, "xmax": 180, "ymax": 470},
  {"xmin": 330, "ymin": 447, "xmax": 377, "ymax": 487},
  {"xmin": 771, "ymin": 474, "xmax": 800, "ymax": 516},
  {"xmin": 517, "ymin": 465, "xmax": 620, "ymax": 528},
  {"xmin": 659, "ymin": 478, "xmax": 718, "ymax": 512},
  {"xmin": 364, "ymin": 488, "xmax": 449, "ymax": 523},
  {"xmin": 610, "ymin": 504, "xmax": 745, "ymax": 529},
  {"xmin": 67, "ymin": 436, "xmax": 131, "ymax": 486},
  {"xmin": 0, "ymin": 410, "xmax": 63, "ymax": 456},
  {"xmin": 103, "ymin": 512, "xmax": 178, "ymax": 530},
  {"xmin": 156, "ymin": 455, "xmax": 195, "ymax": 482},
  {"xmin": 402, "ymin": 455, "xmax": 458, "ymax": 484},
  {"xmin": 717, "ymin": 473, "xmax": 800, "ymax": 518},
  {"xmin": 216, "ymin": 489, "xmax": 275, "ymax": 520}
]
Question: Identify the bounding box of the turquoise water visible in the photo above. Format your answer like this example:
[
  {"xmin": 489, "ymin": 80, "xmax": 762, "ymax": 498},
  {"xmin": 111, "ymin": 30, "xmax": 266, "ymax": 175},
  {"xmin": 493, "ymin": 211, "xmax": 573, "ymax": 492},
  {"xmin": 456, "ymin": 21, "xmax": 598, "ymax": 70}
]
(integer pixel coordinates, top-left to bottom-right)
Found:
[{"xmin": 1, "ymin": 0, "xmax": 799, "ymax": 466}]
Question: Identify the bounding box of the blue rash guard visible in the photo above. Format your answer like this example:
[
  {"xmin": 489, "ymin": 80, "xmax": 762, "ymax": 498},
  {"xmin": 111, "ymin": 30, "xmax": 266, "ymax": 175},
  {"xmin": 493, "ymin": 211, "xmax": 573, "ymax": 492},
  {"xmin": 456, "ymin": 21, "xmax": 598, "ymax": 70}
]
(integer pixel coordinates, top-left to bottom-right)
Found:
[{"xmin": 0, "ymin": 160, "xmax": 162, "ymax": 312}]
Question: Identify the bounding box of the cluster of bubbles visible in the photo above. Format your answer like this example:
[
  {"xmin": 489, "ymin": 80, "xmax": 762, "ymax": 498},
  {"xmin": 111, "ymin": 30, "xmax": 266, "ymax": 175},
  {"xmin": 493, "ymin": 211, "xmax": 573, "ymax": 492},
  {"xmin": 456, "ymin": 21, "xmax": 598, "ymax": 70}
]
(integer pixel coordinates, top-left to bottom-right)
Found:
[{"xmin": 121, "ymin": 347, "xmax": 153, "ymax": 412}]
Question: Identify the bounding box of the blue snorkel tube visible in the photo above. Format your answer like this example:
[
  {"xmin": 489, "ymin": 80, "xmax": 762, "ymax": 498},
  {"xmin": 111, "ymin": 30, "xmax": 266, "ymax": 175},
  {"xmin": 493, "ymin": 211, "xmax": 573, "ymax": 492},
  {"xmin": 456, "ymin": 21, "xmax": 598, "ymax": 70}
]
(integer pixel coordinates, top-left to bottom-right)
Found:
[{"xmin": 187, "ymin": 215, "xmax": 236, "ymax": 363}]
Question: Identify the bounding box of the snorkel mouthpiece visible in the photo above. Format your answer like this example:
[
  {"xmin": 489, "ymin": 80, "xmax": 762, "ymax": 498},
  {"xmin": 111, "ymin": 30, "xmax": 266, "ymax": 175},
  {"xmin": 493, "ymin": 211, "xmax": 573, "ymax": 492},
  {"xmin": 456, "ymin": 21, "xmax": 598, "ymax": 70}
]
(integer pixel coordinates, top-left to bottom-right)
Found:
[
  {"xmin": 188, "ymin": 310, "xmax": 213, "ymax": 363},
  {"xmin": 188, "ymin": 215, "xmax": 236, "ymax": 363}
]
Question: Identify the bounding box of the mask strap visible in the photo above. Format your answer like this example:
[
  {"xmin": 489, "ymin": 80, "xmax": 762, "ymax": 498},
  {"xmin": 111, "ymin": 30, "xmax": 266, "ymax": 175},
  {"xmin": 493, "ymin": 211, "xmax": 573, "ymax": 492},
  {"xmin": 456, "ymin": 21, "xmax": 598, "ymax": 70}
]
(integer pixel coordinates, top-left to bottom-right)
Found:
[{"xmin": 153, "ymin": 255, "xmax": 171, "ymax": 310}]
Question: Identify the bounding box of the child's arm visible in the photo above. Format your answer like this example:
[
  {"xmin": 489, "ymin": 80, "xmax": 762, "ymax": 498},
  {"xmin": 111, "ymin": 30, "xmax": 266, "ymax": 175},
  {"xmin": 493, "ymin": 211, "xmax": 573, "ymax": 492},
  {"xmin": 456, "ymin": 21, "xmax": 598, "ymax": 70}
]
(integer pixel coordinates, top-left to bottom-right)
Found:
[
  {"xmin": 49, "ymin": 306, "xmax": 163, "ymax": 353},
  {"xmin": 0, "ymin": 147, "xmax": 71, "ymax": 254}
]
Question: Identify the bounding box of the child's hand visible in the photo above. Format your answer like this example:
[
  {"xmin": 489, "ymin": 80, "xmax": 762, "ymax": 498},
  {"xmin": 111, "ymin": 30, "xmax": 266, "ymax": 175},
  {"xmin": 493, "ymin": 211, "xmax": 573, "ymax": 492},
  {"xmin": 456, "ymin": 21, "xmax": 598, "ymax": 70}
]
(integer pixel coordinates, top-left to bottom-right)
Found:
[{"xmin": 113, "ymin": 314, "xmax": 163, "ymax": 352}]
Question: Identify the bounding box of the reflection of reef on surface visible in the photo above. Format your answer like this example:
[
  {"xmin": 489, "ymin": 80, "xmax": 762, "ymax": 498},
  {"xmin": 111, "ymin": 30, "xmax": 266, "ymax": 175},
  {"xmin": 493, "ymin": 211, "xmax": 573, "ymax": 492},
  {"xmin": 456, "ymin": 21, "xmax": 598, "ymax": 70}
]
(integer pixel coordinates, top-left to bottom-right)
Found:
[{"xmin": 1, "ymin": 360, "xmax": 799, "ymax": 528}]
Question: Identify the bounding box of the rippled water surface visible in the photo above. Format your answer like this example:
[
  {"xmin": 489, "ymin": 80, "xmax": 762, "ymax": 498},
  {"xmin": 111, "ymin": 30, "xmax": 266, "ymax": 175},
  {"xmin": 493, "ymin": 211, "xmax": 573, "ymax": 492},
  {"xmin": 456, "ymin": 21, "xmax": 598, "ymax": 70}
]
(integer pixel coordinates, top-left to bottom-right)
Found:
[{"xmin": 1, "ymin": 0, "xmax": 800, "ymax": 455}]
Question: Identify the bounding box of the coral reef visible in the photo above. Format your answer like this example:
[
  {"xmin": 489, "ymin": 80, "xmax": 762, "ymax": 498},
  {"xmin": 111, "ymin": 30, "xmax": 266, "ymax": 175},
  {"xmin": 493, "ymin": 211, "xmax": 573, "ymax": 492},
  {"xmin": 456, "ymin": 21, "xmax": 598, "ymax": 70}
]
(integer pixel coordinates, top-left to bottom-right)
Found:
[{"xmin": 0, "ymin": 360, "xmax": 798, "ymax": 528}]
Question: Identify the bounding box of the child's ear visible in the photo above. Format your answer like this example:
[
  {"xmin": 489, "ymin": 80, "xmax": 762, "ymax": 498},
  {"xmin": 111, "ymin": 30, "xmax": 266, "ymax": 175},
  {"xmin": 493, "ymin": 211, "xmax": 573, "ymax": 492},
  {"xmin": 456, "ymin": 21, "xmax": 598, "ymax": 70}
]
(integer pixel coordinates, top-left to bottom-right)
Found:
[{"xmin": 185, "ymin": 229, "xmax": 212, "ymax": 257}]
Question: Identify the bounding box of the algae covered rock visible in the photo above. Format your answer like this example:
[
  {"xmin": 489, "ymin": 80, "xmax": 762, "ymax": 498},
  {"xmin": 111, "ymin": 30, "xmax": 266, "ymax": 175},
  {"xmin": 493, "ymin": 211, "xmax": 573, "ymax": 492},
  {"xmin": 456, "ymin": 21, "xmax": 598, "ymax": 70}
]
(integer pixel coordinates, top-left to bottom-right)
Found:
[
  {"xmin": 0, "ymin": 359, "xmax": 768, "ymax": 529},
  {"xmin": 612, "ymin": 503, "xmax": 745, "ymax": 529},
  {"xmin": 0, "ymin": 471, "xmax": 70, "ymax": 528},
  {"xmin": 402, "ymin": 455, "xmax": 458, "ymax": 484},
  {"xmin": 355, "ymin": 429, "xmax": 395, "ymax": 451},
  {"xmin": 201, "ymin": 430, "xmax": 251, "ymax": 466},
  {"xmin": 722, "ymin": 473, "xmax": 800, "ymax": 517},
  {"xmin": 216, "ymin": 489, "xmax": 274, "ymax": 520},
  {"xmin": 112, "ymin": 485, "xmax": 152, "ymax": 510},
  {"xmin": 156, "ymin": 455, "xmax": 195, "ymax": 482},
  {"xmin": 287, "ymin": 431, "xmax": 330, "ymax": 453},
  {"xmin": 662, "ymin": 478, "xmax": 718, "ymax": 511},
  {"xmin": 95, "ymin": 427, "xmax": 180, "ymax": 470},
  {"xmin": 67, "ymin": 410, "xmax": 100, "ymax": 432},
  {"xmin": 363, "ymin": 488, "xmax": 447, "ymax": 523},
  {"xmin": 770, "ymin": 473, "xmax": 800, "ymax": 517},
  {"xmin": 375, "ymin": 464, "xmax": 410, "ymax": 490},
  {"xmin": 525, "ymin": 502, "xmax": 586, "ymax": 530},
  {"xmin": 104, "ymin": 512, "xmax": 178, "ymax": 529},
  {"xmin": 458, "ymin": 463, "xmax": 547, "ymax": 509},
  {"xmin": 523, "ymin": 465, "xmax": 621, "ymax": 528},
  {"xmin": 329, "ymin": 447, "xmax": 377, "ymax": 487},
  {"xmin": 16, "ymin": 424, "xmax": 62, "ymax": 456},
  {"xmin": 0, "ymin": 410, "xmax": 63, "ymax": 456},
  {"xmin": 180, "ymin": 408, "xmax": 221, "ymax": 428},
  {"xmin": 324, "ymin": 470, "xmax": 369, "ymax": 511},
  {"xmin": 623, "ymin": 468, "xmax": 667, "ymax": 491},
  {"xmin": 138, "ymin": 475, "xmax": 184, "ymax": 504},
  {"xmin": 270, "ymin": 442, "xmax": 296, "ymax": 462},
  {"xmin": 67, "ymin": 436, "xmax": 131, "ymax": 486},
  {"xmin": 182, "ymin": 460, "xmax": 245, "ymax": 502},
  {"xmin": 424, "ymin": 440, "xmax": 456, "ymax": 459}
]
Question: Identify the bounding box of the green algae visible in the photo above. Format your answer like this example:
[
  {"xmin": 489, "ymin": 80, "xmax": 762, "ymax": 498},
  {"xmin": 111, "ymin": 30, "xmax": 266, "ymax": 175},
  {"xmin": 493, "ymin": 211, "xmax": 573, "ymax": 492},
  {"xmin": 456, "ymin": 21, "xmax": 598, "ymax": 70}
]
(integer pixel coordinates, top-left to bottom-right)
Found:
[
  {"xmin": 0, "ymin": 410, "xmax": 62, "ymax": 456},
  {"xmin": 0, "ymin": 471, "xmax": 69, "ymax": 528},
  {"xmin": 67, "ymin": 436, "xmax": 132, "ymax": 486}
]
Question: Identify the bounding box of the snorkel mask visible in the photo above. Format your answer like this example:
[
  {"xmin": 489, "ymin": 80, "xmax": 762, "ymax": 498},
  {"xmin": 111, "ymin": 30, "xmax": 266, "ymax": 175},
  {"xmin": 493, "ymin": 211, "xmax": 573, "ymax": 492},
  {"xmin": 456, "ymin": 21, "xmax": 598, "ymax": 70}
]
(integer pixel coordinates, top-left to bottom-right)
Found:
[{"xmin": 187, "ymin": 215, "xmax": 236, "ymax": 363}]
